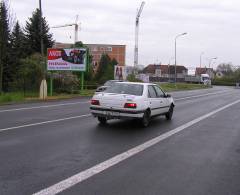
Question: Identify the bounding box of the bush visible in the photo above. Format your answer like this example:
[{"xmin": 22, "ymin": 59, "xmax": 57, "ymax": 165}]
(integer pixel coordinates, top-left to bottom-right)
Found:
[
  {"xmin": 127, "ymin": 74, "xmax": 142, "ymax": 82},
  {"xmin": 212, "ymin": 77, "xmax": 236, "ymax": 86},
  {"xmin": 0, "ymin": 92, "xmax": 24, "ymax": 104}
]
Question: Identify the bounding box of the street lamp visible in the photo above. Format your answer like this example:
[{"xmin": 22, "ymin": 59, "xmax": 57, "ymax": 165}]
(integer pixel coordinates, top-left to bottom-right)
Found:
[
  {"xmin": 174, "ymin": 32, "xmax": 187, "ymax": 83},
  {"xmin": 209, "ymin": 57, "xmax": 217, "ymax": 68},
  {"xmin": 200, "ymin": 52, "xmax": 204, "ymax": 68}
]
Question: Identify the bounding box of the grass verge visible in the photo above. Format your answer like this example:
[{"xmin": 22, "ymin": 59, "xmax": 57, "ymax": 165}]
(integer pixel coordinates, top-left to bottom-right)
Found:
[
  {"xmin": 159, "ymin": 83, "xmax": 209, "ymax": 92},
  {"xmin": 0, "ymin": 92, "xmax": 25, "ymax": 105},
  {"xmin": 0, "ymin": 89, "xmax": 95, "ymax": 105},
  {"xmin": 0, "ymin": 84, "xmax": 209, "ymax": 105}
]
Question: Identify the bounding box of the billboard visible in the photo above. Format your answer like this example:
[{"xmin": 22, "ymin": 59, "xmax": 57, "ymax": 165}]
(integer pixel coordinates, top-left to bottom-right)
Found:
[
  {"xmin": 47, "ymin": 48, "xmax": 86, "ymax": 71},
  {"xmin": 114, "ymin": 66, "xmax": 134, "ymax": 81}
]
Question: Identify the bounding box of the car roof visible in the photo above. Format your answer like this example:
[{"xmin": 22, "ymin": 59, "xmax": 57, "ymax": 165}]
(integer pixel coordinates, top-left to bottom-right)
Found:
[
  {"xmin": 115, "ymin": 81, "xmax": 154, "ymax": 86},
  {"xmin": 107, "ymin": 80, "xmax": 123, "ymax": 82}
]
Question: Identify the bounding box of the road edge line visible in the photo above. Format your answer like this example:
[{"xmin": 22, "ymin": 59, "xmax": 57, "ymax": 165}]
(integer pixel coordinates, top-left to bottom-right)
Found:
[{"xmin": 33, "ymin": 99, "xmax": 240, "ymax": 195}]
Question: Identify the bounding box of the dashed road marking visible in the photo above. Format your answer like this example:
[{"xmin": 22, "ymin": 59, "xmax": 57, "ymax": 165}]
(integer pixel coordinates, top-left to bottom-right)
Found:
[
  {"xmin": 0, "ymin": 101, "xmax": 89, "ymax": 113},
  {"xmin": 0, "ymin": 114, "xmax": 91, "ymax": 133}
]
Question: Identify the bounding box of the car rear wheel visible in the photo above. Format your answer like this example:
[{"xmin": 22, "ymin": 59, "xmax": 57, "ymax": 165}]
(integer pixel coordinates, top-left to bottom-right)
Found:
[
  {"xmin": 98, "ymin": 117, "xmax": 107, "ymax": 125},
  {"xmin": 141, "ymin": 110, "xmax": 151, "ymax": 127},
  {"xmin": 165, "ymin": 104, "xmax": 174, "ymax": 120}
]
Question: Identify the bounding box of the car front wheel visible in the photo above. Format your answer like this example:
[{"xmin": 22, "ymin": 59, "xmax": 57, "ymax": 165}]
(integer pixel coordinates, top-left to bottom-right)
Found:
[{"xmin": 165, "ymin": 104, "xmax": 174, "ymax": 120}]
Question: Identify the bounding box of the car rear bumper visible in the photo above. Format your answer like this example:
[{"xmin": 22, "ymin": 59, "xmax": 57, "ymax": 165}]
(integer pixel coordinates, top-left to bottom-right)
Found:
[{"xmin": 90, "ymin": 107, "xmax": 144, "ymax": 119}]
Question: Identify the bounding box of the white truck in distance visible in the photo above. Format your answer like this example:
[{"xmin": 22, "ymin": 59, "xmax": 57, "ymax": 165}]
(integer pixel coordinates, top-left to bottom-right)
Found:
[{"xmin": 185, "ymin": 74, "xmax": 211, "ymax": 85}]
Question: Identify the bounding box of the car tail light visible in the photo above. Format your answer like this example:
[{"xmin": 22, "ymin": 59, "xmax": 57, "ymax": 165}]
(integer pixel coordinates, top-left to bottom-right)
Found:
[
  {"xmin": 124, "ymin": 103, "xmax": 137, "ymax": 109},
  {"xmin": 91, "ymin": 99, "xmax": 100, "ymax": 105}
]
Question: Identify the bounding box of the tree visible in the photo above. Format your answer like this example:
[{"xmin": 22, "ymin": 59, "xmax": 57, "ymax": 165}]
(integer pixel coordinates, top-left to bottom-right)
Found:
[
  {"xmin": 84, "ymin": 54, "xmax": 94, "ymax": 82},
  {"xmin": 216, "ymin": 63, "xmax": 233, "ymax": 76},
  {"xmin": 0, "ymin": 0, "xmax": 10, "ymax": 93},
  {"xmin": 25, "ymin": 8, "xmax": 54, "ymax": 55},
  {"xmin": 18, "ymin": 53, "xmax": 45, "ymax": 93},
  {"xmin": 11, "ymin": 21, "xmax": 26, "ymax": 57},
  {"xmin": 95, "ymin": 54, "xmax": 114, "ymax": 84},
  {"xmin": 9, "ymin": 21, "xmax": 26, "ymax": 81},
  {"xmin": 111, "ymin": 58, "xmax": 118, "ymax": 66}
]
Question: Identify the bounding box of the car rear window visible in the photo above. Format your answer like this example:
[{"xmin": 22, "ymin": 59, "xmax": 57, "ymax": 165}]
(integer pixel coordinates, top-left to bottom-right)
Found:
[{"xmin": 105, "ymin": 83, "xmax": 143, "ymax": 96}]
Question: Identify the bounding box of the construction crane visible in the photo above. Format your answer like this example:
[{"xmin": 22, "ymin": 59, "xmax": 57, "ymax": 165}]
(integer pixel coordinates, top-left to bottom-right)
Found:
[
  {"xmin": 52, "ymin": 15, "xmax": 80, "ymax": 44},
  {"xmin": 134, "ymin": 1, "xmax": 145, "ymax": 68}
]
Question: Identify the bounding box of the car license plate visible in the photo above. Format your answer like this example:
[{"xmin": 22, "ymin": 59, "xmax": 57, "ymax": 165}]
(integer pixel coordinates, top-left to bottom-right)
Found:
[
  {"xmin": 106, "ymin": 111, "xmax": 113, "ymax": 115},
  {"xmin": 106, "ymin": 111, "xmax": 119, "ymax": 116}
]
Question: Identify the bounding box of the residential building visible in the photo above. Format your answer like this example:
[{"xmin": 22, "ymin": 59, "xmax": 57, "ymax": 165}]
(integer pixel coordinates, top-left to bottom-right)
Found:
[
  {"xmin": 54, "ymin": 42, "xmax": 72, "ymax": 48},
  {"xmin": 142, "ymin": 64, "xmax": 188, "ymax": 82}
]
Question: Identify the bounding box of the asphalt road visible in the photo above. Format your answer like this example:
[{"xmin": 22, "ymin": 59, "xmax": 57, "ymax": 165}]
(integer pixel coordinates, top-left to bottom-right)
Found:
[{"xmin": 0, "ymin": 86, "xmax": 240, "ymax": 195}]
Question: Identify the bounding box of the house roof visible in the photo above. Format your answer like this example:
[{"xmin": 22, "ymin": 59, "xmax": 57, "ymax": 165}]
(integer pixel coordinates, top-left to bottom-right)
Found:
[{"xmin": 143, "ymin": 64, "xmax": 188, "ymax": 74}]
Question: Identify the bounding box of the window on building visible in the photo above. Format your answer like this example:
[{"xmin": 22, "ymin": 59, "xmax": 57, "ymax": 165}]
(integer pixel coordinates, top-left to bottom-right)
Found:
[
  {"xmin": 155, "ymin": 69, "xmax": 161, "ymax": 76},
  {"xmin": 106, "ymin": 47, "xmax": 112, "ymax": 52},
  {"xmin": 92, "ymin": 47, "xmax": 98, "ymax": 51}
]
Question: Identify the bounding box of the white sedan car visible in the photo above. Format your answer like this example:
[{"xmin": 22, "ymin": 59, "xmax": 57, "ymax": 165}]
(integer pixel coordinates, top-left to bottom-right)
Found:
[{"xmin": 90, "ymin": 82, "xmax": 174, "ymax": 127}]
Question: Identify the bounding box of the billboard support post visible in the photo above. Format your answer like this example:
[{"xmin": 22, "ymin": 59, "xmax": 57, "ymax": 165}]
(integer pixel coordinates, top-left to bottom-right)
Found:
[
  {"xmin": 87, "ymin": 48, "xmax": 90, "ymax": 73},
  {"xmin": 50, "ymin": 72, "xmax": 53, "ymax": 96},
  {"xmin": 81, "ymin": 72, "xmax": 84, "ymax": 91}
]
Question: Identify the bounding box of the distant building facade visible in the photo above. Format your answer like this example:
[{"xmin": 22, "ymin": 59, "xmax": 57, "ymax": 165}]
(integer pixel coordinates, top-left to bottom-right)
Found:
[
  {"xmin": 86, "ymin": 44, "xmax": 126, "ymax": 68},
  {"xmin": 143, "ymin": 64, "xmax": 188, "ymax": 82}
]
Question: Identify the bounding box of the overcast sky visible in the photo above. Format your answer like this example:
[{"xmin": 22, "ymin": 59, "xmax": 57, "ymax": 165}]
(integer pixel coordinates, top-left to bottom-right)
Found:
[{"xmin": 9, "ymin": 0, "xmax": 240, "ymax": 69}]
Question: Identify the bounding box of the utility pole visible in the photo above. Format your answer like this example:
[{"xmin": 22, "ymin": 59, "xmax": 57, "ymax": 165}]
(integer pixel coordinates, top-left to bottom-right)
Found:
[
  {"xmin": 39, "ymin": 0, "xmax": 47, "ymax": 100},
  {"xmin": 134, "ymin": 1, "xmax": 145, "ymax": 70},
  {"xmin": 39, "ymin": 0, "xmax": 44, "ymax": 58}
]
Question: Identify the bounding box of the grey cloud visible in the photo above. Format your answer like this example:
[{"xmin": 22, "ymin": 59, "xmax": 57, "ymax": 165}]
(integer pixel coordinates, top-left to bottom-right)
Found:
[{"xmin": 9, "ymin": 0, "xmax": 240, "ymax": 67}]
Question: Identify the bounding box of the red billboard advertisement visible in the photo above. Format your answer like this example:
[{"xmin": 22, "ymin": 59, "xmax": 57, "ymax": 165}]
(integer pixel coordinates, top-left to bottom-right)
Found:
[{"xmin": 47, "ymin": 48, "xmax": 86, "ymax": 71}]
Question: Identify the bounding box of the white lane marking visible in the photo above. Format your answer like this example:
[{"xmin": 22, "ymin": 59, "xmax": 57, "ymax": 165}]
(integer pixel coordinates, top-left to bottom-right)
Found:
[
  {"xmin": 0, "ymin": 90, "xmax": 231, "ymax": 113},
  {"xmin": 0, "ymin": 101, "xmax": 89, "ymax": 113},
  {"xmin": 0, "ymin": 114, "xmax": 91, "ymax": 133},
  {"xmin": 0, "ymin": 89, "xmax": 234, "ymax": 132},
  {"xmin": 174, "ymin": 90, "xmax": 231, "ymax": 101},
  {"xmin": 33, "ymin": 99, "xmax": 240, "ymax": 195}
]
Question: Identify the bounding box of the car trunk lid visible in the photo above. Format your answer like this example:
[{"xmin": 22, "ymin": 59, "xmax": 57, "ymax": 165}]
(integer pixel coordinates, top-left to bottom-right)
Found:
[{"xmin": 97, "ymin": 93, "xmax": 136, "ymax": 109}]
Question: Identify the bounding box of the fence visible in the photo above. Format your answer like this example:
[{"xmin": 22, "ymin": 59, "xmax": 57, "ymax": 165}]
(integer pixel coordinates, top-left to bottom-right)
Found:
[{"xmin": 2, "ymin": 75, "xmax": 99, "ymax": 98}]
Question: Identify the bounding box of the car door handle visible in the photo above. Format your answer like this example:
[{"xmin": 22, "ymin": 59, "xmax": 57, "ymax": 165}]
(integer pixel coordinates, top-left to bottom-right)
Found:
[{"xmin": 160, "ymin": 101, "xmax": 163, "ymax": 103}]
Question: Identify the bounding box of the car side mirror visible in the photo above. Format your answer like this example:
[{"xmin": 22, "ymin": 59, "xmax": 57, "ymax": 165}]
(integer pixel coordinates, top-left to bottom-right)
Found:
[{"xmin": 164, "ymin": 93, "xmax": 171, "ymax": 98}]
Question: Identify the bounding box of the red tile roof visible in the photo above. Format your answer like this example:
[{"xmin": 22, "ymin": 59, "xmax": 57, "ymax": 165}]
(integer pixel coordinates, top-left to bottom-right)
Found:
[
  {"xmin": 143, "ymin": 64, "xmax": 188, "ymax": 74},
  {"xmin": 195, "ymin": 67, "xmax": 213, "ymax": 75}
]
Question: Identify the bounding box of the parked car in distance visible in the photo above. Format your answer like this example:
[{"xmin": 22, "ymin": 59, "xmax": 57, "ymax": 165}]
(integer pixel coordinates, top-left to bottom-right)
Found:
[
  {"xmin": 90, "ymin": 82, "xmax": 175, "ymax": 127},
  {"xmin": 95, "ymin": 80, "xmax": 123, "ymax": 92}
]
